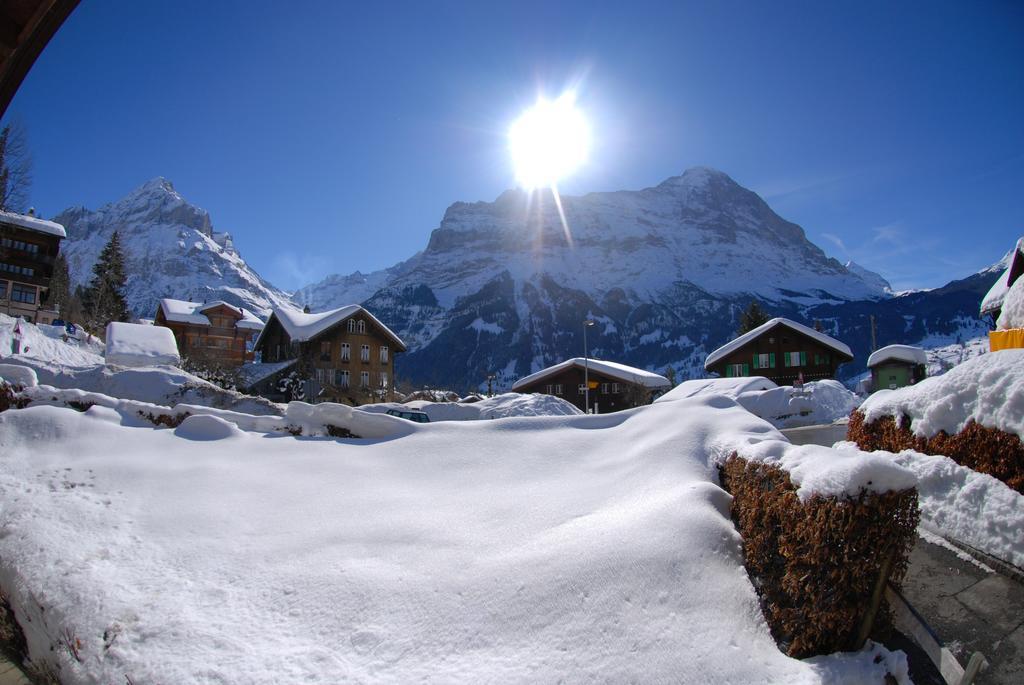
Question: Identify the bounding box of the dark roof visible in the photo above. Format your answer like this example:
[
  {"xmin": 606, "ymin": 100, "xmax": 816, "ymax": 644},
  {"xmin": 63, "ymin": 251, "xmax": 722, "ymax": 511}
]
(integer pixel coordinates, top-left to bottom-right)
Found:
[{"xmin": 0, "ymin": 1, "xmax": 80, "ymax": 119}]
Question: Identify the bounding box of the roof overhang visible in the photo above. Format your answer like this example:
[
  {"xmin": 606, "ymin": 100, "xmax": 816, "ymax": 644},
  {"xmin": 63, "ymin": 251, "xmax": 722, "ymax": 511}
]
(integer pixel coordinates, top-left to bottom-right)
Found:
[{"xmin": 0, "ymin": 0, "xmax": 80, "ymax": 119}]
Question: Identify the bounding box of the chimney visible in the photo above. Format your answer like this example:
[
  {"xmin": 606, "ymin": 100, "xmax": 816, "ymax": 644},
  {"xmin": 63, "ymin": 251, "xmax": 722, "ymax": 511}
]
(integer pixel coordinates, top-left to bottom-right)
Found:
[{"xmin": 303, "ymin": 305, "xmax": 311, "ymax": 314}]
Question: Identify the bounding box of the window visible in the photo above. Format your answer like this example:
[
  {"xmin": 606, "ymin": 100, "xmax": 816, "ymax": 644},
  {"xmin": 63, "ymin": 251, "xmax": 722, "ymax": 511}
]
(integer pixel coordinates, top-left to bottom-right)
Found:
[
  {"xmin": 380, "ymin": 345, "xmax": 389, "ymax": 363},
  {"xmin": 360, "ymin": 344, "xmax": 370, "ymax": 362},
  {"xmin": 600, "ymin": 383, "xmax": 609, "ymax": 394},
  {"xmin": 554, "ymin": 384, "xmax": 563, "ymax": 395},
  {"xmin": 545, "ymin": 384, "xmax": 553, "ymax": 394},
  {"xmin": 0, "ymin": 238, "xmax": 39, "ymax": 254},
  {"xmin": 379, "ymin": 371, "xmax": 388, "ymax": 388},
  {"xmin": 814, "ymin": 353, "xmax": 831, "ymax": 366},
  {"xmin": 340, "ymin": 343, "xmax": 350, "ymax": 361},
  {"xmin": 360, "ymin": 371, "xmax": 369, "ymax": 388},
  {"xmin": 725, "ymin": 363, "xmax": 748, "ymax": 378},
  {"xmin": 783, "ymin": 351, "xmax": 806, "ymax": 368},
  {"xmin": 347, "ymin": 319, "xmax": 356, "ymax": 333},
  {"xmin": 339, "ymin": 370, "xmax": 350, "ymax": 388},
  {"xmin": 315, "ymin": 368, "xmax": 325, "ymax": 383},
  {"xmin": 10, "ymin": 283, "xmax": 35, "ymax": 304},
  {"xmin": 357, "ymin": 319, "xmax": 366, "ymax": 333},
  {"xmin": 612, "ymin": 382, "xmax": 621, "ymax": 393},
  {"xmin": 752, "ymin": 353, "xmax": 775, "ymax": 369},
  {"xmin": 0, "ymin": 262, "xmax": 34, "ymax": 277},
  {"xmin": 320, "ymin": 341, "xmax": 331, "ymax": 360},
  {"xmin": 0, "ymin": 279, "xmax": 7, "ymax": 299}
]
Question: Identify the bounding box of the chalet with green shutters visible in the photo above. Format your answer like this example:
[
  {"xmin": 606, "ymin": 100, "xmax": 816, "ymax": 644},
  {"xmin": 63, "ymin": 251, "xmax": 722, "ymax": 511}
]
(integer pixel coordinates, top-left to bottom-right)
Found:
[{"xmin": 704, "ymin": 318, "xmax": 853, "ymax": 384}]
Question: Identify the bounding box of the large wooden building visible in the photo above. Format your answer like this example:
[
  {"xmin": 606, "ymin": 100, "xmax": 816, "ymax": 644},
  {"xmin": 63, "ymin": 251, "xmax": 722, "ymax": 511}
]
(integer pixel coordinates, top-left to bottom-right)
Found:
[
  {"xmin": 154, "ymin": 298, "xmax": 265, "ymax": 367},
  {"xmin": 512, "ymin": 357, "xmax": 671, "ymax": 413},
  {"xmin": 0, "ymin": 210, "xmax": 65, "ymax": 324},
  {"xmin": 253, "ymin": 304, "xmax": 406, "ymax": 404},
  {"xmin": 704, "ymin": 318, "xmax": 853, "ymax": 384}
]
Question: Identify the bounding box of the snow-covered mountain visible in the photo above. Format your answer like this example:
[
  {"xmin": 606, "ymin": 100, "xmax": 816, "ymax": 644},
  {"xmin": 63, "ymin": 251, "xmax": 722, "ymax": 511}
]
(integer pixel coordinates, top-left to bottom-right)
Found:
[
  {"xmin": 301, "ymin": 168, "xmax": 906, "ymax": 389},
  {"xmin": 54, "ymin": 178, "xmax": 293, "ymax": 319}
]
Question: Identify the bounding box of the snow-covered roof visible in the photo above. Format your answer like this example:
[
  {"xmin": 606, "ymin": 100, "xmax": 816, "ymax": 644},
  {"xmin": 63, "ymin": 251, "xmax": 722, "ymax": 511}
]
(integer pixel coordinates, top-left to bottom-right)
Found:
[
  {"xmin": 236, "ymin": 359, "xmax": 297, "ymax": 387},
  {"xmin": 704, "ymin": 318, "xmax": 853, "ymax": 369},
  {"xmin": 0, "ymin": 210, "xmax": 66, "ymax": 238},
  {"xmin": 656, "ymin": 376, "xmax": 777, "ymax": 403},
  {"xmin": 866, "ymin": 344, "xmax": 927, "ymax": 368},
  {"xmin": 105, "ymin": 322, "xmax": 180, "ymax": 368},
  {"xmin": 159, "ymin": 298, "xmax": 265, "ymax": 330},
  {"xmin": 511, "ymin": 358, "xmax": 671, "ymax": 391},
  {"xmin": 258, "ymin": 304, "xmax": 406, "ymax": 349},
  {"xmin": 980, "ymin": 237, "xmax": 1024, "ymax": 316}
]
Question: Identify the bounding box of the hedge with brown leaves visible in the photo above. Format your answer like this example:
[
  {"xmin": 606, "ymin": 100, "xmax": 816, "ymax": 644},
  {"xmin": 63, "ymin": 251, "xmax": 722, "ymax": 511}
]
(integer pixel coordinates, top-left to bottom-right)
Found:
[
  {"xmin": 848, "ymin": 410, "xmax": 1024, "ymax": 494},
  {"xmin": 719, "ymin": 454, "xmax": 919, "ymax": 658}
]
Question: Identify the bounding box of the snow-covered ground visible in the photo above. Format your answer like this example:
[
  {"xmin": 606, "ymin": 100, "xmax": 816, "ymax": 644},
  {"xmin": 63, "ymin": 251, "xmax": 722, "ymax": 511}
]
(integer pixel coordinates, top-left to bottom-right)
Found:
[
  {"xmin": 659, "ymin": 377, "xmax": 859, "ymax": 428},
  {"xmin": 0, "ymin": 391, "xmax": 914, "ymax": 683},
  {"xmin": 860, "ymin": 349, "xmax": 1024, "ymax": 440},
  {"xmin": 361, "ymin": 392, "xmax": 582, "ymax": 421},
  {"xmin": 0, "ymin": 314, "xmax": 280, "ymax": 415}
]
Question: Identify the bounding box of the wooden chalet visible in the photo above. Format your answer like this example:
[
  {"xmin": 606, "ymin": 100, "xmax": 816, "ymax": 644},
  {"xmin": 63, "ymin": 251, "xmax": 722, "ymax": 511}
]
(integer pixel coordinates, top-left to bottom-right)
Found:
[
  {"xmin": 252, "ymin": 304, "xmax": 406, "ymax": 404},
  {"xmin": 511, "ymin": 357, "xmax": 671, "ymax": 413},
  {"xmin": 154, "ymin": 298, "xmax": 265, "ymax": 366},
  {"xmin": 704, "ymin": 318, "xmax": 853, "ymax": 384},
  {"xmin": 866, "ymin": 344, "xmax": 927, "ymax": 392},
  {"xmin": 0, "ymin": 210, "xmax": 65, "ymax": 324}
]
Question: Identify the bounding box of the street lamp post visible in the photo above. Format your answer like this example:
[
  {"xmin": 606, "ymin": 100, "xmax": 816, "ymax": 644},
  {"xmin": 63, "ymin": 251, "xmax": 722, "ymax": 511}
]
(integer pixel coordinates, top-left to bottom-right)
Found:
[{"xmin": 583, "ymin": 319, "xmax": 596, "ymax": 413}]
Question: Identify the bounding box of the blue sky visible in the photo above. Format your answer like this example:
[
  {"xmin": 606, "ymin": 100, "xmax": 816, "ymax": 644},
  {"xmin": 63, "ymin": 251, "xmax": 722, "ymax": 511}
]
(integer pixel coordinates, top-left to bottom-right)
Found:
[{"xmin": 3, "ymin": 0, "xmax": 1022, "ymax": 292}]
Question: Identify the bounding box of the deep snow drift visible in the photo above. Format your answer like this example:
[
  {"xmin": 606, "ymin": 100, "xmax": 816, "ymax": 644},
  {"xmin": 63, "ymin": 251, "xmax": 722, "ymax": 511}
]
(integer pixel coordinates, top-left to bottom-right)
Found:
[
  {"xmin": 0, "ymin": 395, "xmax": 912, "ymax": 684},
  {"xmin": 360, "ymin": 392, "xmax": 582, "ymax": 421}
]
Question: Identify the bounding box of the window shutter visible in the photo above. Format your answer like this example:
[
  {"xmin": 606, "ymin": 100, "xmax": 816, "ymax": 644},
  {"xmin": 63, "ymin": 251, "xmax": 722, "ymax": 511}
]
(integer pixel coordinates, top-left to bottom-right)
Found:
[
  {"xmin": 752, "ymin": 354, "xmax": 759, "ymax": 369},
  {"xmin": 769, "ymin": 352, "xmax": 776, "ymax": 368},
  {"xmin": 725, "ymin": 365, "xmax": 733, "ymax": 378},
  {"xmin": 743, "ymin": 363, "xmax": 749, "ymax": 376},
  {"xmin": 783, "ymin": 353, "xmax": 790, "ymax": 368},
  {"xmin": 800, "ymin": 351, "xmax": 807, "ymax": 366}
]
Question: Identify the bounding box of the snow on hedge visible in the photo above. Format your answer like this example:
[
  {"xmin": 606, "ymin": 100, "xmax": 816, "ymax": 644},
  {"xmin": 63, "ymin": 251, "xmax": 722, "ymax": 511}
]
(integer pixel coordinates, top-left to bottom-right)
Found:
[
  {"xmin": 860, "ymin": 349, "xmax": 1024, "ymax": 440},
  {"xmin": 361, "ymin": 392, "xmax": 582, "ymax": 421},
  {"xmin": 0, "ymin": 396, "xmax": 913, "ymax": 683},
  {"xmin": 835, "ymin": 442, "xmax": 1024, "ymax": 568}
]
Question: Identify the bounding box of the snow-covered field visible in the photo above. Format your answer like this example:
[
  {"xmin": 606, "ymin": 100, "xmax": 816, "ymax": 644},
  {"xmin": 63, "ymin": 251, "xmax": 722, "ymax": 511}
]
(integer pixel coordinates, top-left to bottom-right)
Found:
[
  {"xmin": 0, "ymin": 389, "xmax": 914, "ymax": 683},
  {"xmin": 1, "ymin": 314, "xmax": 281, "ymax": 415}
]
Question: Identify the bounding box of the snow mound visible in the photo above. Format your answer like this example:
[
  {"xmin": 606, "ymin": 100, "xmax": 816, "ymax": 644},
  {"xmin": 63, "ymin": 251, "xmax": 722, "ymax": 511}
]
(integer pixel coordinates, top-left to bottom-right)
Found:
[
  {"xmin": 174, "ymin": 414, "xmax": 246, "ymax": 441},
  {"xmin": 361, "ymin": 392, "xmax": 582, "ymax": 422},
  {"xmin": 0, "ymin": 396, "xmax": 912, "ymax": 683},
  {"xmin": 0, "ymin": 313, "xmax": 105, "ymax": 366},
  {"xmin": 105, "ymin": 321, "xmax": 181, "ymax": 368},
  {"xmin": 659, "ymin": 377, "xmax": 858, "ymax": 429},
  {"xmin": 835, "ymin": 443, "xmax": 1024, "ymax": 568},
  {"xmin": 0, "ymin": 363, "xmax": 37, "ymax": 388},
  {"xmin": 860, "ymin": 349, "xmax": 1024, "ymax": 440}
]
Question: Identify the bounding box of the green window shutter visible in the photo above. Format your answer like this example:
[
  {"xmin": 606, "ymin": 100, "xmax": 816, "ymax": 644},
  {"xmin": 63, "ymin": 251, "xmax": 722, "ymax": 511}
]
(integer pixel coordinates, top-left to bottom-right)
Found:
[
  {"xmin": 752, "ymin": 354, "xmax": 759, "ymax": 369},
  {"xmin": 800, "ymin": 351, "xmax": 807, "ymax": 366},
  {"xmin": 769, "ymin": 352, "xmax": 776, "ymax": 368},
  {"xmin": 783, "ymin": 353, "xmax": 790, "ymax": 368},
  {"xmin": 725, "ymin": 365, "xmax": 733, "ymax": 378},
  {"xmin": 743, "ymin": 363, "xmax": 750, "ymax": 376}
]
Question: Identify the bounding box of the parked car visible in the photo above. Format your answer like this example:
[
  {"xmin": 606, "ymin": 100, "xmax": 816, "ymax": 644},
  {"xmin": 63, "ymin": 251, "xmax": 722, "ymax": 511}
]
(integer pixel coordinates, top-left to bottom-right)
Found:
[{"xmin": 386, "ymin": 408, "xmax": 430, "ymax": 423}]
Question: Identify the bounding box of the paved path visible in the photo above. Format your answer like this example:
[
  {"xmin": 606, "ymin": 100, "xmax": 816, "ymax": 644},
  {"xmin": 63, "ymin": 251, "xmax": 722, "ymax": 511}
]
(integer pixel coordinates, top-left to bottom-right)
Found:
[
  {"xmin": 0, "ymin": 659, "xmax": 28, "ymax": 685},
  {"xmin": 901, "ymin": 534, "xmax": 1024, "ymax": 684}
]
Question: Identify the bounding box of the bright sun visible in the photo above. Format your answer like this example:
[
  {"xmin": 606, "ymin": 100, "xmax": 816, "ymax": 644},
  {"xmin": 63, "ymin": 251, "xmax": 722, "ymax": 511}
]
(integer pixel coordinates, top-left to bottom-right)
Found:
[{"xmin": 508, "ymin": 92, "xmax": 590, "ymax": 190}]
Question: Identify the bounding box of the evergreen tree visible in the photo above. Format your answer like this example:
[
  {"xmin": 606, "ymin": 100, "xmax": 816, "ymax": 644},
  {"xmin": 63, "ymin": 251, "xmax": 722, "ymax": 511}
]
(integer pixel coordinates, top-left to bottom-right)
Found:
[
  {"xmin": 737, "ymin": 301, "xmax": 770, "ymax": 335},
  {"xmin": 47, "ymin": 252, "xmax": 72, "ymax": 316},
  {"xmin": 83, "ymin": 231, "xmax": 131, "ymax": 332}
]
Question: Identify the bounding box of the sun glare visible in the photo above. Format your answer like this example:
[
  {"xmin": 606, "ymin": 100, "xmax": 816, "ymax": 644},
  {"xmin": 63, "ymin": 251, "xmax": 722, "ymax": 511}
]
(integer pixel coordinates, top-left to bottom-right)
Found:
[{"xmin": 508, "ymin": 93, "xmax": 590, "ymax": 190}]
